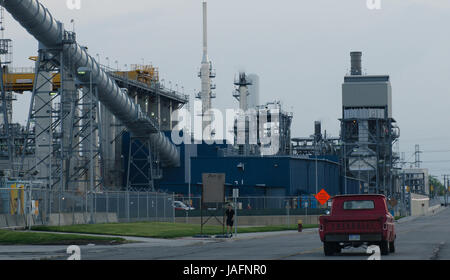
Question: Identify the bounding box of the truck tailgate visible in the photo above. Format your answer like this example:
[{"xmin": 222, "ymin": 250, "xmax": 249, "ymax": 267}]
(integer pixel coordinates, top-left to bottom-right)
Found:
[{"xmin": 321, "ymin": 215, "xmax": 383, "ymax": 234}]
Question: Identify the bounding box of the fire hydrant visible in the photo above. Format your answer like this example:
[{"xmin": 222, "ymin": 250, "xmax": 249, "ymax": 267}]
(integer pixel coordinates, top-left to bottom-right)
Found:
[{"xmin": 298, "ymin": 220, "xmax": 303, "ymax": 232}]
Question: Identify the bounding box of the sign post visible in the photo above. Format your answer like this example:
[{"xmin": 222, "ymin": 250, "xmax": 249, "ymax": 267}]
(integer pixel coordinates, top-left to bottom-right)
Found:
[
  {"xmin": 305, "ymin": 201, "xmax": 308, "ymax": 225},
  {"xmin": 233, "ymin": 188, "xmax": 239, "ymax": 236}
]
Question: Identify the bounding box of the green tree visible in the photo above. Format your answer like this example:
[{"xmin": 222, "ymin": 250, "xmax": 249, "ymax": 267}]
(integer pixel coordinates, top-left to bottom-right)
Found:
[{"xmin": 429, "ymin": 176, "xmax": 445, "ymax": 196}]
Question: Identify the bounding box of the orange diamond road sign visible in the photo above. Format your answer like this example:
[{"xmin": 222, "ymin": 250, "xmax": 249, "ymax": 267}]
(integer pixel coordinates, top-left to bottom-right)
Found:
[{"xmin": 315, "ymin": 189, "xmax": 331, "ymax": 205}]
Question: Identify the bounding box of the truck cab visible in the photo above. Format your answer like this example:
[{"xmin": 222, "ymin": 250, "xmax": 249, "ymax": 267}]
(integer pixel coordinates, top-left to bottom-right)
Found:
[{"xmin": 319, "ymin": 194, "xmax": 396, "ymax": 256}]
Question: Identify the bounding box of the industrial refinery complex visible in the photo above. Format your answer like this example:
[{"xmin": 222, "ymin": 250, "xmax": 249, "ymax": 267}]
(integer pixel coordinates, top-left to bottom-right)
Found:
[{"xmin": 0, "ymin": 0, "xmax": 435, "ymax": 224}]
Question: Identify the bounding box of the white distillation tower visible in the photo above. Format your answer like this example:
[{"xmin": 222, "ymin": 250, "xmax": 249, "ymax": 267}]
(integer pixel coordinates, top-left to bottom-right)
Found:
[
  {"xmin": 197, "ymin": 0, "xmax": 216, "ymax": 141},
  {"xmin": 233, "ymin": 72, "xmax": 254, "ymax": 155}
]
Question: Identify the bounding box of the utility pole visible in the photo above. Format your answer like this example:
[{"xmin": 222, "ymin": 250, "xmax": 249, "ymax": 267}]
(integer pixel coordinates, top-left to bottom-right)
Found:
[
  {"xmin": 402, "ymin": 170, "xmax": 406, "ymax": 216},
  {"xmin": 445, "ymin": 175, "xmax": 448, "ymax": 206},
  {"xmin": 446, "ymin": 176, "xmax": 450, "ymax": 206},
  {"xmin": 442, "ymin": 175, "xmax": 450, "ymax": 206}
]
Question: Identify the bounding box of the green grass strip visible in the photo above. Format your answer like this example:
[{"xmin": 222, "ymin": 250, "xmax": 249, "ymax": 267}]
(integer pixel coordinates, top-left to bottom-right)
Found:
[
  {"xmin": 0, "ymin": 229, "xmax": 126, "ymax": 245},
  {"xmin": 33, "ymin": 222, "xmax": 318, "ymax": 239}
]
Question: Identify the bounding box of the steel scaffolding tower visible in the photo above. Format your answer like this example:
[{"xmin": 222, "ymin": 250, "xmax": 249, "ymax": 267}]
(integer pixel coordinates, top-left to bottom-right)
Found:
[
  {"xmin": 69, "ymin": 69, "xmax": 103, "ymax": 193},
  {"xmin": 21, "ymin": 46, "xmax": 66, "ymax": 189},
  {"xmin": 0, "ymin": 6, "xmax": 14, "ymax": 170},
  {"xmin": 21, "ymin": 34, "xmax": 103, "ymax": 194},
  {"xmin": 125, "ymin": 136, "xmax": 161, "ymax": 192},
  {"xmin": 1, "ymin": 0, "xmax": 188, "ymax": 195}
]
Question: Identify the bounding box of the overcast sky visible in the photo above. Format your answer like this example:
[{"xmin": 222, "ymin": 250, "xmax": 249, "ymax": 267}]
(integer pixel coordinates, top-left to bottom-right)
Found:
[{"xmin": 5, "ymin": 0, "xmax": 450, "ymax": 179}]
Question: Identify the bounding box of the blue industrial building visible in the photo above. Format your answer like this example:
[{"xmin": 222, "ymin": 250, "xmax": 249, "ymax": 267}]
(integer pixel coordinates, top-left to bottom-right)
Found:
[
  {"xmin": 121, "ymin": 137, "xmax": 361, "ymax": 198},
  {"xmin": 122, "ymin": 132, "xmax": 361, "ymax": 197}
]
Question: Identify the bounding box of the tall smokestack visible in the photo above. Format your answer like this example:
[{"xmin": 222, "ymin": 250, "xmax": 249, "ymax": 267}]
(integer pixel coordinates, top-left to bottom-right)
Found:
[
  {"xmin": 199, "ymin": 0, "xmax": 214, "ymax": 140},
  {"xmin": 350, "ymin": 51, "xmax": 362, "ymax": 76},
  {"xmin": 314, "ymin": 121, "xmax": 321, "ymax": 138},
  {"xmin": 202, "ymin": 0, "xmax": 208, "ymax": 63}
]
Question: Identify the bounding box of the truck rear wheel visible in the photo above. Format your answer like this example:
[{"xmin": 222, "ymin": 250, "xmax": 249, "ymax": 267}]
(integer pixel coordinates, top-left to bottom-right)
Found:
[
  {"xmin": 380, "ymin": 240, "xmax": 390, "ymax": 255},
  {"xmin": 389, "ymin": 241, "xmax": 395, "ymax": 253},
  {"xmin": 324, "ymin": 242, "xmax": 339, "ymax": 256}
]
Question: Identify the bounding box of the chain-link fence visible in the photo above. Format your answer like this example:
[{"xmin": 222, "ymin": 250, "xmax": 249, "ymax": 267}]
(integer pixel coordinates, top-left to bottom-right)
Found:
[
  {"xmin": 173, "ymin": 195, "xmax": 329, "ymax": 217},
  {"xmin": 175, "ymin": 195, "xmax": 321, "ymax": 209},
  {"xmin": 0, "ymin": 186, "xmax": 175, "ymax": 227}
]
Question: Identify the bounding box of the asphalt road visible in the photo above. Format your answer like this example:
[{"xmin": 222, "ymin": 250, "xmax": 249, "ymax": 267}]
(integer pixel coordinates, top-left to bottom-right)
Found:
[
  {"xmin": 74, "ymin": 207, "xmax": 450, "ymax": 260},
  {"xmin": 1, "ymin": 207, "xmax": 448, "ymax": 260}
]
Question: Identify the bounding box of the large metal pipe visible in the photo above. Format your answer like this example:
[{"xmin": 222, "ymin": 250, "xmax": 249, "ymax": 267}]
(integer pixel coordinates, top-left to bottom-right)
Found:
[{"xmin": 1, "ymin": 0, "xmax": 179, "ymax": 166}]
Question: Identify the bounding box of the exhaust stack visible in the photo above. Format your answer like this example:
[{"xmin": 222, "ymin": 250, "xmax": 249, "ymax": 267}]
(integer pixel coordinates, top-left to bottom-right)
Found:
[{"xmin": 350, "ymin": 51, "xmax": 362, "ymax": 76}]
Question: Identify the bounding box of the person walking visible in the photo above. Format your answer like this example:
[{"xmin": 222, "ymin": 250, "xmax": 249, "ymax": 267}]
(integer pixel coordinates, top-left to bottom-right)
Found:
[{"xmin": 225, "ymin": 203, "xmax": 235, "ymax": 237}]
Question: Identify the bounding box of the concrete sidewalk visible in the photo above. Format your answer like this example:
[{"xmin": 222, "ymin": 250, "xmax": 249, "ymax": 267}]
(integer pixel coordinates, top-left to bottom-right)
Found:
[
  {"xmin": 184, "ymin": 228, "xmax": 318, "ymax": 241},
  {"xmin": 396, "ymin": 205, "xmax": 448, "ymax": 224}
]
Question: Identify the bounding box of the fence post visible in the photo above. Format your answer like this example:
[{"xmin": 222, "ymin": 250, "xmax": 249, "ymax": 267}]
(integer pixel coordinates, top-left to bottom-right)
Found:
[
  {"xmin": 106, "ymin": 191, "xmax": 109, "ymax": 223},
  {"xmin": 147, "ymin": 191, "xmax": 149, "ymax": 221},
  {"xmin": 306, "ymin": 199, "xmax": 309, "ymax": 225},
  {"xmin": 137, "ymin": 191, "xmax": 140, "ymax": 220},
  {"xmin": 72, "ymin": 193, "xmax": 75, "ymax": 225},
  {"xmin": 49, "ymin": 189, "xmax": 53, "ymax": 223},
  {"xmin": 58, "ymin": 189, "xmax": 61, "ymax": 227},
  {"xmin": 27, "ymin": 186, "xmax": 32, "ymax": 230},
  {"xmin": 163, "ymin": 193, "xmax": 166, "ymax": 222},
  {"xmin": 117, "ymin": 192, "xmax": 120, "ymax": 221},
  {"xmin": 94, "ymin": 192, "xmax": 97, "ymax": 218},
  {"xmin": 286, "ymin": 200, "xmax": 290, "ymax": 227},
  {"xmin": 172, "ymin": 193, "xmax": 175, "ymax": 223},
  {"xmin": 155, "ymin": 193, "xmax": 158, "ymax": 222},
  {"xmin": 127, "ymin": 190, "xmax": 130, "ymax": 222}
]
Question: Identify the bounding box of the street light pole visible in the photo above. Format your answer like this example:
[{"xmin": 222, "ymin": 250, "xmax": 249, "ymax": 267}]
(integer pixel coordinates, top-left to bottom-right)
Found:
[{"xmin": 402, "ymin": 170, "xmax": 405, "ymax": 216}]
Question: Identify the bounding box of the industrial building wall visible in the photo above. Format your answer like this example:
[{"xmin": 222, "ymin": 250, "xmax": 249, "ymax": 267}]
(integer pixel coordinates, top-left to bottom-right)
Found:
[
  {"xmin": 189, "ymin": 156, "xmax": 290, "ymax": 197},
  {"xmin": 289, "ymin": 158, "xmax": 341, "ymax": 196},
  {"xmin": 341, "ymin": 176, "xmax": 362, "ymax": 194},
  {"xmin": 155, "ymin": 151, "xmax": 346, "ymax": 197}
]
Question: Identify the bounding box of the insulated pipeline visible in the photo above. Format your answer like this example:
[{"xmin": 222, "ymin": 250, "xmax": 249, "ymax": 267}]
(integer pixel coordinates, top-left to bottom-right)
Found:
[{"xmin": 1, "ymin": 0, "xmax": 179, "ymax": 167}]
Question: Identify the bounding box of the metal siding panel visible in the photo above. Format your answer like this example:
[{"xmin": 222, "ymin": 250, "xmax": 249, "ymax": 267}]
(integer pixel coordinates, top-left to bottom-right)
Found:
[{"xmin": 342, "ymin": 82, "xmax": 390, "ymax": 107}]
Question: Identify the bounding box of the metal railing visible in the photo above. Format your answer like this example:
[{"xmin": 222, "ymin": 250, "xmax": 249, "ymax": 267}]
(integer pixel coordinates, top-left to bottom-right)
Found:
[{"xmin": 7, "ymin": 67, "xmax": 35, "ymax": 74}]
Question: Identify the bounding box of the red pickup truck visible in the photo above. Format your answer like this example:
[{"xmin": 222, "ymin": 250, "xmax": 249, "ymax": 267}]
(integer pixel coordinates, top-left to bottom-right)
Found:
[{"xmin": 319, "ymin": 194, "xmax": 396, "ymax": 256}]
